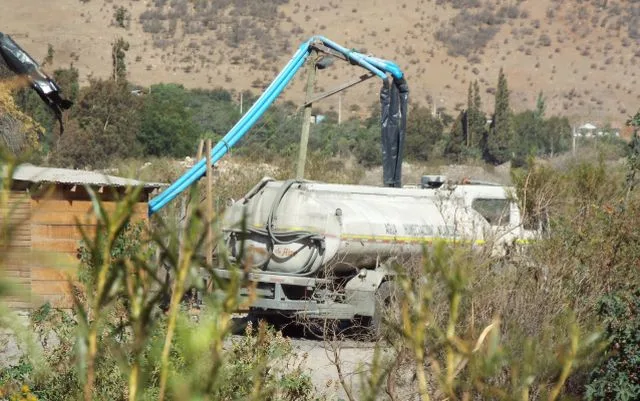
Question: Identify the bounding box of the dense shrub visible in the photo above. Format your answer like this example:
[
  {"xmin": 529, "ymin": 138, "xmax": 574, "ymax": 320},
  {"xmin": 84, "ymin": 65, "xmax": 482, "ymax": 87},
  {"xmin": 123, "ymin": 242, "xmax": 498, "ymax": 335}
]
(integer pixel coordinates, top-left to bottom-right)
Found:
[
  {"xmin": 404, "ymin": 106, "xmax": 445, "ymax": 161},
  {"xmin": 436, "ymin": 0, "xmax": 481, "ymax": 9},
  {"xmin": 434, "ymin": 8, "xmax": 507, "ymax": 58},
  {"xmin": 137, "ymin": 83, "xmax": 200, "ymax": 157},
  {"xmin": 51, "ymin": 79, "xmax": 143, "ymax": 168},
  {"xmin": 142, "ymin": 0, "xmax": 295, "ymax": 52},
  {"xmin": 586, "ymin": 291, "xmax": 640, "ymax": 401},
  {"xmin": 142, "ymin": 19, "xmax": 164, "ymax": 34},
  {"xmin": 0, "ymin": 307, "xmax": 318, "ymax": 401}
]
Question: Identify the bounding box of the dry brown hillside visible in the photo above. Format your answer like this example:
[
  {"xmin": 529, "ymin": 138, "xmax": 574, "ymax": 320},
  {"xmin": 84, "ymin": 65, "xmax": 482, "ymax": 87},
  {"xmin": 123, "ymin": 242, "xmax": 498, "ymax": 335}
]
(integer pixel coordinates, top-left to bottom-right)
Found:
[{"xmin": 2, "ymin": 0, "xmax": 638, "ymax": 126}]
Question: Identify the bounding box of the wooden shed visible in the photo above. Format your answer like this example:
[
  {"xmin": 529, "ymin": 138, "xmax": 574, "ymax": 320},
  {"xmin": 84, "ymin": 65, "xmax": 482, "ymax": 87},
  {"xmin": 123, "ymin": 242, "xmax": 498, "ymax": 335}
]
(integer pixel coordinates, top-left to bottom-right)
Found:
[{"xmin": 1, "ymin": 164, "xmax": 164, "ymax": 310}]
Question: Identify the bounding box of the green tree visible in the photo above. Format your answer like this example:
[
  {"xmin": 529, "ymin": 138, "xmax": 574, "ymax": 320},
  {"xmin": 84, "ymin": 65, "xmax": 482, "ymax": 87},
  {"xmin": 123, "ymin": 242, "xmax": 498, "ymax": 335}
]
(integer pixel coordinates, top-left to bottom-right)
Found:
[
  {"xmin": 405, "ymin": 106, "xmax": 445, "ymax": 161},
  {"xmin": 51, "ymin": 78, "xmax": 143, "ymax": 168},
  {"xmin": 531, "ymin": 92, "xmax": 548, "ymax": 156},
  {"xmin": 512, "ymin": 110, "xmax": 539, "ymax": 165},
  {"xmin": 53, "ymin": 65, "xmax": 80, "ymax": 104},
  {"xmin": 187, "ymin": 88, "xmax": 241, "ymax": 140},
  {"xmin": 468, "ymin": 79, "xmax": 486, "ymax": 150},
  {"xmin": 485, "ymin": 68, "xmax": 513, "ymax": 164},
  {"xmin": 466, "ymin": 82, "xmax": 473, "ymax": 147},
  {"xmin": 13, "ymin": 88, "xmax": 56, "ymax": 136},
  {"xmin": 444, "ymin": 111, "xmax": 466, "ymax": 162},
  {"xmin": 512, "ymin": 108, "xmax": 571, "ymax": 163},
  {"xmin": 534, "ymin": 91, "xmax": 546, "ymax": 121},
  {"xmin": 111, "ymin": 38, "xmax": 129, "ymax": 83},
  {"xmin": 355, "ymin": 125, "xmax": 382, "ymax": 167},
  {"xmin": 138, "ymin": 83, "xmax": 200, "ymax": 157},
  {"xmin": 238, "ymin": 100, "xmax": 303, "ymax": 161},
  {"xmin": 13, "ymin": 65, "xmax": 79, "ymax": 154},
  {"xmin": 511, "ymin": 93, "xmax": 546, "ymax": 164},
  {"xmin": 113, "ymin": 6, "xmax": 130, "ymax": 29},
  {"xmin": 543, "ymin": 115, "xmax": 571, "ymax": 156},
  {"xmin": 628, "ymin": 109, "xmax": 640, "ymax": 131},
  {"xmin": 42, "ymin": 44, "xmax": 54, "ymax": 67}
]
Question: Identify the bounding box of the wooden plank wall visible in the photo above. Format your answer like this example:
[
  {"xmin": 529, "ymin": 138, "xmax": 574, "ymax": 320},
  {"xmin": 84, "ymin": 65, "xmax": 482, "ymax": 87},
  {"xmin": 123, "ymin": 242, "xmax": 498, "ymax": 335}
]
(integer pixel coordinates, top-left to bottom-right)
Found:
[
  {"xmin": 0, "ymin": 192, "xmax": 33, "ymax": 310},
  {"xmin": 29, "ymin": 198, "xmax": 148, "ymax": 309},
  {"xmin": 2, "ymin": 187, "xmax": 149, "ymax": 311}
]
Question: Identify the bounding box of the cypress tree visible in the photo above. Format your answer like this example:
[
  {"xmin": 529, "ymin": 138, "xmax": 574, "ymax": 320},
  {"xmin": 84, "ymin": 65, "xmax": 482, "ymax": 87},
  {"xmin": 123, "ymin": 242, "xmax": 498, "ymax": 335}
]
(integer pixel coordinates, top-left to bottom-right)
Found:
[
  {"xmin": 111, "ymin": 37, "xmax": 129, "ymax": 83},
  {"xmin": 534, "ymin": 91, "xmax": 546, "ymax": 121},
  {"xmin": 534, "ymin": 91, "xmax": 551, "ymax": 155},
  {"xmin": 466, "ymin": 82, "xmax": 473, "ymax": 147},
  {"xmin": 473, "ymin": 80, "xmax": 482, "ymax": 113},
  {"xmin": 470, "ymin": 80, "xmax": 485, "ymax": 149},
  {"xmin": 445, "ymin": 111, "xmax": 466, "ymax": 162},
  {"xmin": 486, "ymin": 68, "xmax": 513, "ymax": 164}
]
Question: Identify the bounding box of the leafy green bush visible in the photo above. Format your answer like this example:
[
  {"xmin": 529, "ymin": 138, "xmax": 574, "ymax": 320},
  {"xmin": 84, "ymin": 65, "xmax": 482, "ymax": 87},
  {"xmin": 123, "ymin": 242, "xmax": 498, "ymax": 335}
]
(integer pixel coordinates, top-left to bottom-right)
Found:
[
  {"xmin": 586, "ymin": 291, "xmax": 640, "ymax": 401},
  {"xmin": 170, "ymin": 319, "xmax": 318, "ymax": 401},
  {"xmin": 51, "ymin": 78, "xmax": 143, "ymax": 169},
  {"xmin": 77, "ymin": 221, "xmax": 147, "ymax": 290},
  {"xmin": 1, "ymin": 306, "xmax": 320, "ymax": 401},
  {"xmin": 138, "ymin": 84, "xmax": 200, "ymax": 157},
  {"xmin": 0, "ymin": 304, "xmax": 129, "ymax": 401}
]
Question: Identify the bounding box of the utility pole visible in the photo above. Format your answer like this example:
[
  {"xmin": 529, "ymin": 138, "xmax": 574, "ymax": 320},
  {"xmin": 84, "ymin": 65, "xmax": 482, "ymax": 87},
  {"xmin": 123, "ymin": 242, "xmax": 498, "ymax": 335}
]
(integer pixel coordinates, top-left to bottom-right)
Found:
[
  {"xmin": 296, "ymin": 52, "xmax": 317, "ymax": 179},
  {"xmin": 205, "ymin": 139, "xmax": 213, "ymax": 268}
]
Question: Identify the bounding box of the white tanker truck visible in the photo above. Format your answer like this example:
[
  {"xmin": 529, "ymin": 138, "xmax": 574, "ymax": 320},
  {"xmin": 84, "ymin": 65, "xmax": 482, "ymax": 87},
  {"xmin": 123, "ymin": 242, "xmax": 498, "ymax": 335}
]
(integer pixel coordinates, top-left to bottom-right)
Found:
[
  {"xmin": 147, "ymin": 37, "xmax": 534, "ymax": 330},
  {"xmin": 213, "ymin": 175, "xmax": 537, "ymax": 330}
]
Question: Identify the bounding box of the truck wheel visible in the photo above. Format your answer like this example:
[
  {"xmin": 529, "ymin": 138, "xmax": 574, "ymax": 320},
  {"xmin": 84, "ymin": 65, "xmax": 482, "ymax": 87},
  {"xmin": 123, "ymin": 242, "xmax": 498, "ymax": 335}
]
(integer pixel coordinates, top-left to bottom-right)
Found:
[
  {"xmin": 231, "ymin": 315, "xmax": 254, "ymax": 335},
  {"xmin": 371, "ymin": 281, "xmax": 395, "ymax": 339}
]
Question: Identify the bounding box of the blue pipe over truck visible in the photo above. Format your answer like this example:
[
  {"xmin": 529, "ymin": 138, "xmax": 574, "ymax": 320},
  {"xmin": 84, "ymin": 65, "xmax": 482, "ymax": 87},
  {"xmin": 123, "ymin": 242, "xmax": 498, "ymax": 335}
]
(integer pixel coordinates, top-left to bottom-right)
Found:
[{"xmin": 148, "ymin": 36, "xmax": 405, "ymax": 215}]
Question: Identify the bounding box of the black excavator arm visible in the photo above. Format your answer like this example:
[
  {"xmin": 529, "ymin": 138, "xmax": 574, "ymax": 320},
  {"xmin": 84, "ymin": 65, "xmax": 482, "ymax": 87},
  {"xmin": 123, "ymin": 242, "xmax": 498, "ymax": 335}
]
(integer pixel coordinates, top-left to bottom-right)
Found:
[{"xmin": 0, "ymin": 32, "xmax": 73, "ymax": 134}]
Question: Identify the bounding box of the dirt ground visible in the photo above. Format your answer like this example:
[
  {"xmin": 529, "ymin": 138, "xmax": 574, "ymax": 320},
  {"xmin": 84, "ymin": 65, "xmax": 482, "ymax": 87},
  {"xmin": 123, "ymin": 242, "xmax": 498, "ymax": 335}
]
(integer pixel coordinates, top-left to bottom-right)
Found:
[{"xmin": 290, "ymin": 337, "xmax": 377, "ymax": 400}]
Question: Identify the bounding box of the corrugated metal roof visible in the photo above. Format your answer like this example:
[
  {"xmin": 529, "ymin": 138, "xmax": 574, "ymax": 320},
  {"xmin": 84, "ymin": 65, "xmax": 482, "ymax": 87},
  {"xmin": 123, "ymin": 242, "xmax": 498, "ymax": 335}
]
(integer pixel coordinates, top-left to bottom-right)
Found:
[{"xmin": 5, "ymin": 164, "xmax": 165, "ymax": 189}]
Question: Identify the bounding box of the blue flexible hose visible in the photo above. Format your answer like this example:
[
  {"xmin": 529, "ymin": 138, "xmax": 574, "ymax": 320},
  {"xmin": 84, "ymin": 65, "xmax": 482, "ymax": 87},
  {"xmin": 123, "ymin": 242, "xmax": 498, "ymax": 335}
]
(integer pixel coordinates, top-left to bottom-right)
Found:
[
  {"xmin": 149, "ymin": 36, "xmax": 404, "ymax": 215},
  {"xmin": 149, "ymin": 44, "xmax": 310, "ymax": 214},
  {"xmin": 149, "ymin": 41, "xmax": 312, "ymax": 212}
]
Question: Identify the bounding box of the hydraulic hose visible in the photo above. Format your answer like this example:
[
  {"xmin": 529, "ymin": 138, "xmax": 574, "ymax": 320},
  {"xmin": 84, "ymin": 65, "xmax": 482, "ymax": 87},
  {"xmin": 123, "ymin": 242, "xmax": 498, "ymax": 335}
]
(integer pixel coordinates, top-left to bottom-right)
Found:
[
  {"xmin": 149, "ymin": 43, "xmax": 312, "ymax": 214},
  {"xmin": 234, "ymin": 180, "xmax": 325, "ymax": 276},
  {"xmin": 149, "ymin": 36, "xmax": 406, "ymax": 215}
]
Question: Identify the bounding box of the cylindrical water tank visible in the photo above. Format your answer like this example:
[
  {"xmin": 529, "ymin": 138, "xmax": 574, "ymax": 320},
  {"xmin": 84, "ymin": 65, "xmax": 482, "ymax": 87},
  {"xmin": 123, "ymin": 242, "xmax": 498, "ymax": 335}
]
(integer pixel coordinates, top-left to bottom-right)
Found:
[{"xmin": 222, "ymin": 178, "xmax": 515, "ymax": 275}]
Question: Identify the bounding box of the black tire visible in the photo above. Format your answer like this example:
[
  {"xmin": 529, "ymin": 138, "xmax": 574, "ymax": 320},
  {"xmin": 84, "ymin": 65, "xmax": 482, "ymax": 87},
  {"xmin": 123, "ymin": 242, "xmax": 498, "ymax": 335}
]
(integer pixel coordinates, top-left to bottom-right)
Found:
[
  {"xmin": 231, "ymin": 315, "xmax": 252, "ymax": 335},
  {"xmin": 231, "ymin": 313, "xmax": 275, "ymax": 335}
]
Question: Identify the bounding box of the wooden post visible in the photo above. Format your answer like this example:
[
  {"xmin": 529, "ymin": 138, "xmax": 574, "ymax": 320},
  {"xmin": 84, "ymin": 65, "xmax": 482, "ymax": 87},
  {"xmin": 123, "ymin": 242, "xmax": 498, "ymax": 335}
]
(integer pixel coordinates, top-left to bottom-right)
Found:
[
  {"xmin": 296, "ymin": 52, "xmax": 317, "ymax": 180},
  {"xmin": 205, "ymin": 139, "xmax": 213, "ymax": 267},
  {"xmin": 195, "ymin": 140, "xmax": 205, "ymax": 167},
  {"xmin": 184, "ymin": 140, "xmax": 204, "ymax": 222},
  {"xmin": 180, "ymin": 140, "xmax": 204, "ymax": 255}
]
